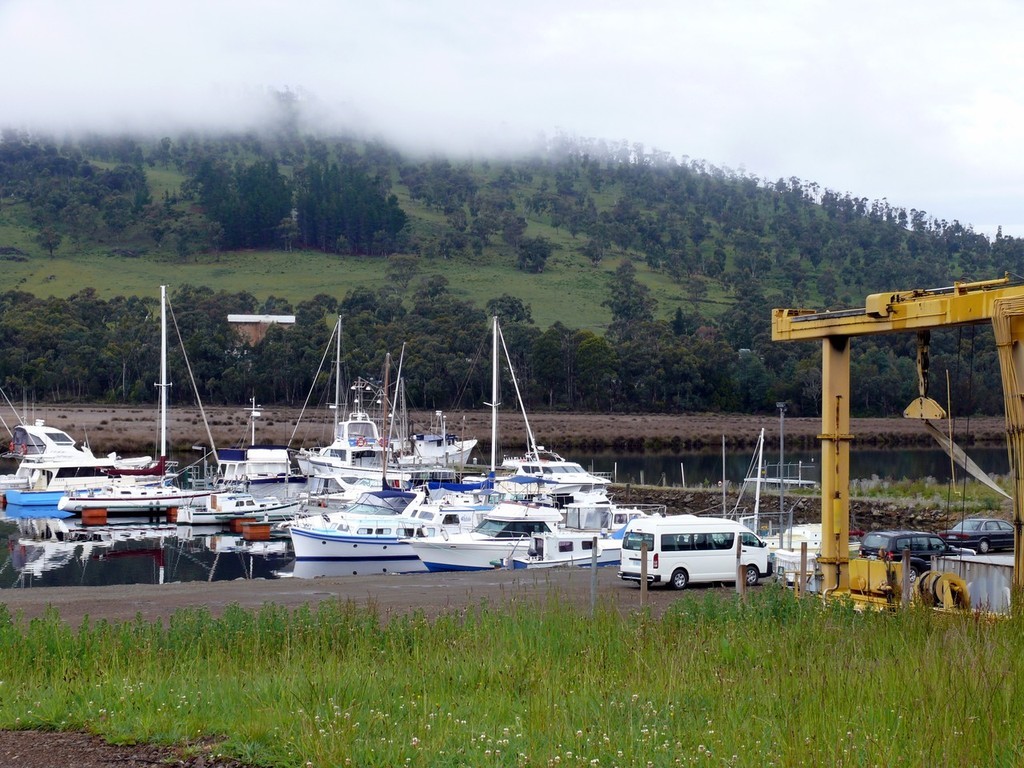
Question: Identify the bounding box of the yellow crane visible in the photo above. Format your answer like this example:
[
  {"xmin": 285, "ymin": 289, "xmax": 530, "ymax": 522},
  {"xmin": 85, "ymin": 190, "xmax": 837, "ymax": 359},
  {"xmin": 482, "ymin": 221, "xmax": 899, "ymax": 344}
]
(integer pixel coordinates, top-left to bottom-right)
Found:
[{"xmin": 772, "ymin": 274, "xmax": 1024, "ymax": 598}]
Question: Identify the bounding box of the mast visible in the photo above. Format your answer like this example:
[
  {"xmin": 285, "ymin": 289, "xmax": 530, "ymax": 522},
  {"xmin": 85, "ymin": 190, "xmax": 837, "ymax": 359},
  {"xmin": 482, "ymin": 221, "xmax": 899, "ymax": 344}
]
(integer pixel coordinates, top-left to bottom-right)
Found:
[
  {"xmin": 332, "ymin": 316, "xmax": 341, "ymax": 439},
  {"xmin": 490, "ymin": 316, "xmax": 499, "ymax": 474},
  {"xmin": 381, "ymin": 352, "xmax": 391, "ymax": 489},
  {"xmin": 753, "ymin": 427, "xmax": 764, "ymax": 531},
  {"xmin": 159, "ymin": 285, "xmax": 168, "ymax": 462}
]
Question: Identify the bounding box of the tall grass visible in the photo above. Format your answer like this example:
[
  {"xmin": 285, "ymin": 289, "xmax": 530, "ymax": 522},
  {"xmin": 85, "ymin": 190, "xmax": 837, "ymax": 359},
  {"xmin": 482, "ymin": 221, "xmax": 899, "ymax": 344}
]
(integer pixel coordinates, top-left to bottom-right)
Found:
[{"xmin": 0, "ymin": 588, "xmax": 1017, "ymax": 767}]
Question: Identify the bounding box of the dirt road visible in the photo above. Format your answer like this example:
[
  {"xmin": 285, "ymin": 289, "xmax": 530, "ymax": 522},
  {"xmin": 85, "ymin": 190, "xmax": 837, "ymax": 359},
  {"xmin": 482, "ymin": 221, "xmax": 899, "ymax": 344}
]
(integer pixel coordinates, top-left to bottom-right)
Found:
[{"xmin": 0, "ymin": 566, "xmax": 730, "ymax": 627}]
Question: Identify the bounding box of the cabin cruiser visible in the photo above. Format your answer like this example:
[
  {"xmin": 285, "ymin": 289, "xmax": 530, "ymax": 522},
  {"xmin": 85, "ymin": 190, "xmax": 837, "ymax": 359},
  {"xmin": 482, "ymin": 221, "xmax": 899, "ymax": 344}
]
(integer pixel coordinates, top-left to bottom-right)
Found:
[
  {"xmin": 403, "ymin": 501, "xmax": 564, "ymax": 572},
  {"xmin": 500, "ymin": 449, "xmax": 611, "ymax": 503},
  {"xmin": 3, "ymin": 420, "xmax": 157, "ymax": 507}
]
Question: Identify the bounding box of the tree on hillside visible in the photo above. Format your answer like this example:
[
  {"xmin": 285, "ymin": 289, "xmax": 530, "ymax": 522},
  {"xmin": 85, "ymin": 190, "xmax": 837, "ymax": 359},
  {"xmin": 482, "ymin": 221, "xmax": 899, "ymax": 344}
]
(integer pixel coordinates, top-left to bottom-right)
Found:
[
  {"xmin": 604, "ymin": 260, "xmax": 656, "ymax": 337},
  {"xmin": 517, "ymin": 236, "xmax": 555, "ymax": 273},
  {"xmin": 294, "ymin": 161, "xmax": 408, "ymax": 255},
  {"xmin": 37, "ymin": 226, "xmax": 61, "ymax": 257}
]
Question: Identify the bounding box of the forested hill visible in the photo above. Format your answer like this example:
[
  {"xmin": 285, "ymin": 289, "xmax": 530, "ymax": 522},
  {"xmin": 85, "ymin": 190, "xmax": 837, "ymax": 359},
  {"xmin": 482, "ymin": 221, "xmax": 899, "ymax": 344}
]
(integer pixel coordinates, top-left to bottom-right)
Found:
[{"xmin": 0, "ymin": 122, "xmax": 1021, "ymax": 420}]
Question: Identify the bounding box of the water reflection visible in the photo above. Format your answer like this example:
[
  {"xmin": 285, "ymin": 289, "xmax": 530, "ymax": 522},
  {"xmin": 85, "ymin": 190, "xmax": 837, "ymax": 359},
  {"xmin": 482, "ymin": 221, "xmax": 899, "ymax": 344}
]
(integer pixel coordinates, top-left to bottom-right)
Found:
[
  {"xmin": 0, "ymin": 514, "xmax": 293, "ymax": 589},
  {"xmin": 571, "ymin": 447, "xmax": 1009, "ymax": 487}
]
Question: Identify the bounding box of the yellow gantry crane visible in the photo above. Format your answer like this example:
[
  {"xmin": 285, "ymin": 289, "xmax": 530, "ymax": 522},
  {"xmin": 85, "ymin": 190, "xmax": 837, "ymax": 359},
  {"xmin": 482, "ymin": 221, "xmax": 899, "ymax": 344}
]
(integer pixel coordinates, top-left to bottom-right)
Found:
[{"xmin": 772, "ymin": 274, "xmax": 1024, "ymax": 595}]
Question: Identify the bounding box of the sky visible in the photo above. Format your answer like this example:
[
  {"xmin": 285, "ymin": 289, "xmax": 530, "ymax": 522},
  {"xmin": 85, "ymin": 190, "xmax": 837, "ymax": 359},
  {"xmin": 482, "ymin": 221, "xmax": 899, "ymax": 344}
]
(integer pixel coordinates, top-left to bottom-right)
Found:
[{"xmin": 2, "ymin": 0, "xmax": 1023, "ymax": 237}]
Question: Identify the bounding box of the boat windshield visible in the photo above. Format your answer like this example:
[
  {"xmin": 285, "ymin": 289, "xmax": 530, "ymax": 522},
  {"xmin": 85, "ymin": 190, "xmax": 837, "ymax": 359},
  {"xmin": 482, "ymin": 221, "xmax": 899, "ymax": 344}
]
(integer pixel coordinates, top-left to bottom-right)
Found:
[
  {"xmin": 344, "ymin": 492, "xmax": 415, "ymax": 517},
  {"xmin": 474, "ymin": 518, "xmax": 553, "ymax": 538}
]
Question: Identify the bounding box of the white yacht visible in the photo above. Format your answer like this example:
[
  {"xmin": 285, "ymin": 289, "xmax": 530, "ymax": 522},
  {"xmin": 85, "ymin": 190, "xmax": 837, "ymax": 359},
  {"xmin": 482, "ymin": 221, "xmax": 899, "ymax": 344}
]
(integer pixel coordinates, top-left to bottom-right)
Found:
[
  {"xmin": 404, "ymin": 501, "xmax": 563, "ymax": 572},
  {"xmin": 3, "ymin": 420, "xmax": 156, "ymax": 508}
]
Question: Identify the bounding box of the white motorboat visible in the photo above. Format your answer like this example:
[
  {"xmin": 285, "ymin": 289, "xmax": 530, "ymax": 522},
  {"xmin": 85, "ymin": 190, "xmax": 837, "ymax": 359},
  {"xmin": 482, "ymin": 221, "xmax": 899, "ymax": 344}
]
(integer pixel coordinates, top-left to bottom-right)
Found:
[
  {"xmin": 510, "ymin": 500, "xmax": 664, "ymax": 569},
  {"xmin": 177, "ymin": 492, "xmax": 302, "ymax": 525},
  {"xmin": 217, "ymin": 398, "xmax": 304, "ymax": 487},
  {"xmin": 393, "ymin": 409, "xmax": 478, "ymax": 468},
  {"xmin": 57, "ymin": 483, "xmax": 211, "ymax": 515},
  {"xmin": 404, "ymin": 501, "xmax": 563, "ymax": 572},
  {"xmin": 2, "ymin": 420, "xmax": 157, "ymax": 508},
  {"xmin": 500, "ymin": 450, "xmax": 612, "ymax": 501},
  {"xmin": 295, "ymin": 322, "xmax": 412, "ymax": 487},
  {"xmin": 289, "ymin": 489, "xmax": 435, "ymax": 574}
]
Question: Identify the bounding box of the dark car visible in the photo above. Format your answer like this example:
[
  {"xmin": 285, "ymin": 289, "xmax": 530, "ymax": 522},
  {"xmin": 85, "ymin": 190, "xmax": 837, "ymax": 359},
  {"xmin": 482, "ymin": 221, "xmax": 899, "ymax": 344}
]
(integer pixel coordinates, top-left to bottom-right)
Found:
[
  {"xmin": 858, "ymin": 530, "xmax": 962, "ymax": 582},
  {"xmin": 939, "ymin": 518, "xmax": 1014, "ymax": 554}
]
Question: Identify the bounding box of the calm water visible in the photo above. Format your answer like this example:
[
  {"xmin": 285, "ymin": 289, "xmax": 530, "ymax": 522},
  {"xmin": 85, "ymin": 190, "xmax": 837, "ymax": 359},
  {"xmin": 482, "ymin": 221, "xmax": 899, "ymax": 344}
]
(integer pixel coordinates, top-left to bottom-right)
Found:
[{"xmin": 0, "ymin": 445, "xmax": 1007, "ymax": 589}]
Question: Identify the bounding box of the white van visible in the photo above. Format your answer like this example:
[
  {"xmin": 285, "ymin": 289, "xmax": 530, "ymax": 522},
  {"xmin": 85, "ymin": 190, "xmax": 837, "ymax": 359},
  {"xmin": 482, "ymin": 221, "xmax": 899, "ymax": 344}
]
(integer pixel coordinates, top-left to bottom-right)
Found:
[{"xmin": 618, "ymin": 515, "xmax": 772, "ymax": 589}]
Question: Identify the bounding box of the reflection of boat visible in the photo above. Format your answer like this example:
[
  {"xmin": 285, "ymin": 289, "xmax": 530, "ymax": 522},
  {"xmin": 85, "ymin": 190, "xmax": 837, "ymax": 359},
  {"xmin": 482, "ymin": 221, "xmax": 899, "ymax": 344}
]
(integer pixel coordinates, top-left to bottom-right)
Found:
[
  {"xmin": 177, "ymin": 492, "xmax": 302, "ymax": 525},
  {"xmin": 4, "ymin": 517, "xmax": 179, "ymax": 586}
]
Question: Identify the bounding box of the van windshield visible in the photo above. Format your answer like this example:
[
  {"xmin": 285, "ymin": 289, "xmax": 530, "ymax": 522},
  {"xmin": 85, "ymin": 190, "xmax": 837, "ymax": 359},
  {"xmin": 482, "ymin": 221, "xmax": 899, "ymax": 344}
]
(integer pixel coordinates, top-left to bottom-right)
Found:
[{"xmin": 622, "ymin": 531, "xmax": 654, "ymax": 551}]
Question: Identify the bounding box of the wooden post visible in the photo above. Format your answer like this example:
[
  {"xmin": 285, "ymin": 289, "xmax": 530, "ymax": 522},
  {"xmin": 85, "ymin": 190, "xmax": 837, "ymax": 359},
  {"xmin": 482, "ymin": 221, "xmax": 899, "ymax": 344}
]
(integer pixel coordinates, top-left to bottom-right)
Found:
[
  {"xmin": 798, "ymin": 541, "xmax": 808, "ymax": 597},
  {"xmin": 590, "ymin": 536, "xmax": 598, "ymax": 616},
  {"xmin": 736, "ymin": 539, "xmax": 746, "ymax": 600},
  {"xmin": 902, "ymin": 548, "xmax": 912, "ymax": 608}
]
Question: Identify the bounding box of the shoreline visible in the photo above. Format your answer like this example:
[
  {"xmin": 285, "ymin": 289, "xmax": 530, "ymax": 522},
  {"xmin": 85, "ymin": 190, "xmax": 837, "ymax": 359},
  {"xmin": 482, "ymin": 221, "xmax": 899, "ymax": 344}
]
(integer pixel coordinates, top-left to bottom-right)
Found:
[{"xmin": 7, "ymin": 404, "xmax": 1008, "ymax": 456}]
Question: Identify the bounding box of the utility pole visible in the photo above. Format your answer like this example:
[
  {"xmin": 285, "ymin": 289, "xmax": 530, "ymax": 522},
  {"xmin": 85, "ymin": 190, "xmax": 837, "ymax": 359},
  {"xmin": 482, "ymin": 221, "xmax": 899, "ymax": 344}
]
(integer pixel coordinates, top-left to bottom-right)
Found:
[{"xmin": 777, "ymin": 401, "xmax": 787, "ymax": 548}]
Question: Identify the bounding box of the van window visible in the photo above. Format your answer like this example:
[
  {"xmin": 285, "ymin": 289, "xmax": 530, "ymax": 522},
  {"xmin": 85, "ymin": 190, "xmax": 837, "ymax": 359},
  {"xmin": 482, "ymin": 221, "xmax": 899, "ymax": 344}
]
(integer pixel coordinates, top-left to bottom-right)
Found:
[
  {"xmin": 710, "ymin": 532, "xmax": 734, "ymax": 550},
  {"xmin": 622, "ymin": 531, "xmax": 654, "ymax": 551},
  {"xmin": 661, "ymin": 533, "xmax": 692, "ymax": 551},
  {"xmin": 740, "ymin": 532, "xmax": 762, "ymax": 548}
]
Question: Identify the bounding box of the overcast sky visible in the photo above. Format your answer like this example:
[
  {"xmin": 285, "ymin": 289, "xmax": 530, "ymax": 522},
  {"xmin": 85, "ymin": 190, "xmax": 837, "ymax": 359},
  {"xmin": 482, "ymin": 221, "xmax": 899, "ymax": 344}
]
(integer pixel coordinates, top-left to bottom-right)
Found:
[{"xmin": 3, "ymin": 0, "xmax": 1023, "ymax": 237}]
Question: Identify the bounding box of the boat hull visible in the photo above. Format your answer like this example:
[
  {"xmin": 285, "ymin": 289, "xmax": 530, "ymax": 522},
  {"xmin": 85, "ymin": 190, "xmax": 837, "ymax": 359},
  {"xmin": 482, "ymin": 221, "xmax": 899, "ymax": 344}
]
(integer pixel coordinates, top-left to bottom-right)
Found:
[
  {"xmin": 290, "ymin": 527, "xmax": 426, "ymax": 573},
  {"xmin": 407, "ymin": 539, "xmax": 529, "ymax": 572}
]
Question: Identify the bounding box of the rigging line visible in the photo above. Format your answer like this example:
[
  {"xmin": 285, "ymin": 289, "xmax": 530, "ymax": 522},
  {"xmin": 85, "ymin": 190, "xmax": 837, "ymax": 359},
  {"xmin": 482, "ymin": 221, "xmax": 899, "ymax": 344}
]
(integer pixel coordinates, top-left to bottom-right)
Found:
[
  {"xmin": 451, "ymin": 323, "xmax": 491, "ymax": 411},
  {"xmin": 498, "ymin": 322, "xmax": 538, "ymax": 457},
  {"xmin": 287, "ymin": 317, "xmax": 338, "ymax": 448},
  {"xmin": 165, "ymin": 293, "xmax": 218, "ymax": 457},
  {"xmin": 0, "ymin": 386, "xmax": 24, "ymax": 435}
]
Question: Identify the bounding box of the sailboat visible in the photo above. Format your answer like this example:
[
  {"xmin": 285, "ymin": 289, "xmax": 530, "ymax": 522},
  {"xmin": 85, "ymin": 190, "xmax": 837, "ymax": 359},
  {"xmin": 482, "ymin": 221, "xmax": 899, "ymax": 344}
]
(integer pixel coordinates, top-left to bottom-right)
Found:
[
  {"xmin": 295, "ymin": 319, "xmax": 417, "ymax": 488},
  {"xmin": 56, "ymin": 286, "xmax": 213, "ymax": 517}
]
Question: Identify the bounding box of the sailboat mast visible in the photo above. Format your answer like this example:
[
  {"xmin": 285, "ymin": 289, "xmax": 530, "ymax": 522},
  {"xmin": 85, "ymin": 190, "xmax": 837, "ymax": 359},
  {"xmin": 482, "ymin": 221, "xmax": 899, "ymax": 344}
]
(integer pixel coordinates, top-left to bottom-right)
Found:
[
  {"xmin": 753, "ymin": 427, "xmax": 764, "ymax": 531},
  {"xmin": 381, "ymin": 352, "xmax": 391, "ymax": 488},
  {"xmin": 333, "ymin": 316, "xmax": 341, "ymax": 438},
  {"xmin": 159, "ymin": 284, "xmax": 167, "ymax": 460},
  {"xmin": 490, "ymin": 316, "xmax": 499, "ymax": 473}
]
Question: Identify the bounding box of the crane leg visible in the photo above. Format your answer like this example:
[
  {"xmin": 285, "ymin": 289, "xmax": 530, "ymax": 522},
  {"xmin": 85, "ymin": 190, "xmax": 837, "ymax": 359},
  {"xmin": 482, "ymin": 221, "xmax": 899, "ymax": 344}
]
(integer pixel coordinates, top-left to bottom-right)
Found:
[{"xmin": 819, "ymin": 336, "xmax": 852, "ymax": 594}]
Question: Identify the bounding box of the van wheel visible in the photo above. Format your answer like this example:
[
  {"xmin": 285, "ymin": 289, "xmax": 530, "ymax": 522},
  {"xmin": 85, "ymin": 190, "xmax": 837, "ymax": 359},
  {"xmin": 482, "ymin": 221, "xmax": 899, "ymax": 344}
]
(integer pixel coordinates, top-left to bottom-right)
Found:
[
  {"xmin": 744, "ymin": 564, "xmax": 759, "ymax": 587},
  {"xmin": 670, "ymin": 569, "xmax": 689, "ymax": 590}
]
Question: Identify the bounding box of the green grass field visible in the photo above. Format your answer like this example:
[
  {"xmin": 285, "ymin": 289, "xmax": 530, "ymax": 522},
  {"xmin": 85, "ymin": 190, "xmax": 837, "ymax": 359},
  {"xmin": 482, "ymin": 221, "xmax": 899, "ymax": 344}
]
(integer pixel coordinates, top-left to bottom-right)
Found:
[
  {"xmin": 0, "ymin": 162, "xmax": 732, "ymax": 332},
  {"xmin": 0, "ymin": 588, "xmax": 1016, "ymax": 767}
]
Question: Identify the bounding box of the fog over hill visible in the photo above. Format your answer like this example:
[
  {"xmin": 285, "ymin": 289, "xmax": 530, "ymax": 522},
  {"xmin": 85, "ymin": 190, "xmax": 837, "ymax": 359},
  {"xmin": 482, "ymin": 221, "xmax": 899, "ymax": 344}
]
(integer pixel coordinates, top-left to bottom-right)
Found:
[{"xmin": 2, "ymin": 0, "xmax": 1023, "ymax": 236}]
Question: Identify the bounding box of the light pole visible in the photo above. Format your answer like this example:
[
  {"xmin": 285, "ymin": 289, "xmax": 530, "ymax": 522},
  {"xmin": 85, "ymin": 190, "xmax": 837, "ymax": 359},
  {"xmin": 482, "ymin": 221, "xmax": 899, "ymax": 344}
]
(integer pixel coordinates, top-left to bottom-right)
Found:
[{"xmin": 777, "ymin": 401, "xmax": 787, "ymax": 548}]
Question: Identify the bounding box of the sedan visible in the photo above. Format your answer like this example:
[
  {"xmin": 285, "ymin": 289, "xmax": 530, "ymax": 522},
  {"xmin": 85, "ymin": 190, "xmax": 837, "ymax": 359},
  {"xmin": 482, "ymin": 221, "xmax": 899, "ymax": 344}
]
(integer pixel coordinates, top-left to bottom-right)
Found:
[{"xmin": 939, "ymin": 518, "xmax": 1015, "ymax": 554}]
